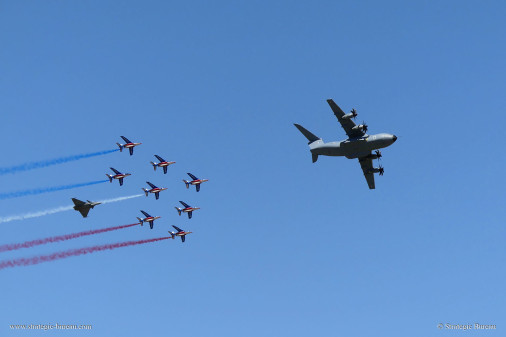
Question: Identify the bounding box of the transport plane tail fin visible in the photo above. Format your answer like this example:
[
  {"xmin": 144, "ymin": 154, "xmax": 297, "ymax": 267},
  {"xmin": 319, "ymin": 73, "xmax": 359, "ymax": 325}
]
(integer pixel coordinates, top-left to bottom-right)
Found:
[{"xmin": 294, "ymin": 124, "xmax": 321, "ymax": 144}]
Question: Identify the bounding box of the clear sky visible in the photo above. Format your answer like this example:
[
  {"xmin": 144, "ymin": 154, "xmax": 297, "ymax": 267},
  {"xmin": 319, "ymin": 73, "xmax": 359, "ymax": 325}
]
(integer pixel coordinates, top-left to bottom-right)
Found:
[{"xmin": 0, "ymin": 1, "xmax": 505, "ymax": 336}]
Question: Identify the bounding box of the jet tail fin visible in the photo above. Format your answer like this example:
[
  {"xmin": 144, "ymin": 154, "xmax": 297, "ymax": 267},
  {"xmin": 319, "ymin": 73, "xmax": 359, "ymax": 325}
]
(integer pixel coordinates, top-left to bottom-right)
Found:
[
  {"xmin": 142, "ymin": 188, "xmax": 149, "ymax": 197},
  {"xmin": 294, "ymin": 124, "xmax": 321, "ymax": 144},
  {"xmin": 312, "ymin": 154, "xmax": 318, "ymax": 163},
  {"xmin": 137, "ymin": 217, "xmax": 143, "ymax": 225},
  {"xmin": 117, "ymin": 143, "xmax": 123, "ymax": 152},
  {"xmin": 175, "ymin": 207, "xmax": 182, "ymax": 216},
  {"xmin": 183, "ymin": 180, "xmax": 190, "ymax": 189},
  {"xmin": 150, "ymin": 162, "xmax": 157, "ymax": 171},
  {"xmin": 106, "ymin": 174, "xmax": 113, "ymax": 183}
]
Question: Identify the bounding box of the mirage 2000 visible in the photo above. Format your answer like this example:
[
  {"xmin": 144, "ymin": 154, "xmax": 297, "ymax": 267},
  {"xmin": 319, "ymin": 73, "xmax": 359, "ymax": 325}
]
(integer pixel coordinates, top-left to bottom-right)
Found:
[{"xmin": 294, "ymin": 99, "xmax": 397, "ymax": 189}]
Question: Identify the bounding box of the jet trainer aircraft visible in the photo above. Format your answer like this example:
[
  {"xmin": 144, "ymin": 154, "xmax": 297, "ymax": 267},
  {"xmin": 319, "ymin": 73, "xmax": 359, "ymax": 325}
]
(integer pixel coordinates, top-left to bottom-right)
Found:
[
  {"xmin": 175, "ymin": 201, "xmax": 200, "ymax": 219},
  {"xmin": 72, "ymin": 198, "xmax": 101, "ymax": 218},
  {"xmin": 106, "ymin": 167, "xmax": 131, "ymax": 186},
  {"xmin": 150, "ymin": 155, "xmax": 175, "ymax": 174},
  {"xmin": 169, "ymin": 225, "xmax": 192, "ymax": 242},
  {"xmin": 137, "ymin": 210, "xmax": 161, "ymax": 229},
  {"xmin": 142, "ymin": 181, "xmax": 167, "ymax": 200},
  {"xmin": 117, "ymin": 136, "xmax": 142, "ymax": 156},
  {"xmin": 183, "ymin": 173, "xmax": 208, "ymax": 192},
  {"xmin": 294, "ymin": 99, "xmax": 397, "ymax": 189}
]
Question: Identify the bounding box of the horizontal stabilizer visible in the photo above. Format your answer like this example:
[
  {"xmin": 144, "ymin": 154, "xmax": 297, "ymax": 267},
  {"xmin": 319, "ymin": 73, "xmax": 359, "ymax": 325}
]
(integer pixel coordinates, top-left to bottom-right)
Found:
[{"xmin": 294, "ymin": 124, "xmax": 321, "ymax": 144}]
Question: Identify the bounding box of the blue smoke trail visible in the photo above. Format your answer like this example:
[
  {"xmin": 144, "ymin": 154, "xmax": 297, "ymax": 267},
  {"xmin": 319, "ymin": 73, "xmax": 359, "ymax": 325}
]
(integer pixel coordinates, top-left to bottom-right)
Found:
[
  {"xmin": 0, "ymin": 180, "xmax": 109, "ymax": 200},
  {"xmin": 0, "ymin": 149, "xmax": 119, "ymax": 175}
]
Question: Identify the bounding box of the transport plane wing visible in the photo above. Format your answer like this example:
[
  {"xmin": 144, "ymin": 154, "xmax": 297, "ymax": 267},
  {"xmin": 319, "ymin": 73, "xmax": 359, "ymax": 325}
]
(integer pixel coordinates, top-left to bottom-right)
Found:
[
  {"xmin": 327, "ymin": 99, "xmax": 366, "ymax": 139},
  {"xmin": 358, "ymin": 153, "xmax": 384, "ymax": 190}
]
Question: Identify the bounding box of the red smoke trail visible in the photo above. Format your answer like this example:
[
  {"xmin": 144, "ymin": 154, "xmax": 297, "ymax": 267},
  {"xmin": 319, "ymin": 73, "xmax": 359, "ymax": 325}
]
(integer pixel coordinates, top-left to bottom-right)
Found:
[
  {"xmin": 0, "ymin": 223, "xmax": 140, "ymax": 253},
  {"xmin": 0, "ymin": 237, "xmax": 170, "ymax": 270}
]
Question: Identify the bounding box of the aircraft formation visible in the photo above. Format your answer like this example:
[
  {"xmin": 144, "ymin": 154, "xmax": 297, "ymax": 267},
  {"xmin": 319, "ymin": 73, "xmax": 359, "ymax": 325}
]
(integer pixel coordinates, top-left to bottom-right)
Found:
[{"xmin": 72, "ymin": 136, "xmax": 208, "ymax": 242}]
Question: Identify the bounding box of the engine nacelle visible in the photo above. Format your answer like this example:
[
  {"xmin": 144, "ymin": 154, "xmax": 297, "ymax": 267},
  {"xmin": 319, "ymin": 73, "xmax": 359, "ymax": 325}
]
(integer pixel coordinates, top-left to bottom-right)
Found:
[
  {"xmin": 366, "ymin": 150, "xmax": 381, "ymax": 160},
  {"xmin": 341, "ymin": 109, "xmax": 357, "ymax": 120},
  {"xmin": 352, "ymin": 124, "xmax": 367, "ymax": 132},
  {"xmin": 368, "ymin": 166, "xmax": 384, "ymax": 175}
]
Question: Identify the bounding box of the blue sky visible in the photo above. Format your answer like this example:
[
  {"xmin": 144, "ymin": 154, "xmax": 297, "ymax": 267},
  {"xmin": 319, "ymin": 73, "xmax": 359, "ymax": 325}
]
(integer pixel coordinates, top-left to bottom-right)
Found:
[{"xmin": 0, "ymin": 1, "xmax": 505, "ymax": 336}]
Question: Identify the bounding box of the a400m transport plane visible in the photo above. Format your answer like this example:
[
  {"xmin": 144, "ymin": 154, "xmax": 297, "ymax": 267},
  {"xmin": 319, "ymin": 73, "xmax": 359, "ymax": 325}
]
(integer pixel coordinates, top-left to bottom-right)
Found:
[{"xmin": 294, "ymin": 99, "xmax": 397, "ymax": 189}]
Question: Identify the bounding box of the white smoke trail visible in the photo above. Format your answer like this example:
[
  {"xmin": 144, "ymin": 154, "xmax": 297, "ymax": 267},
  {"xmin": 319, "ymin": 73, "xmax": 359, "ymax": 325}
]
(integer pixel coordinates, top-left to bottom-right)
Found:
[{"xmin": 0, "ymin": 194, "xmax": 143, "ymax": 224}]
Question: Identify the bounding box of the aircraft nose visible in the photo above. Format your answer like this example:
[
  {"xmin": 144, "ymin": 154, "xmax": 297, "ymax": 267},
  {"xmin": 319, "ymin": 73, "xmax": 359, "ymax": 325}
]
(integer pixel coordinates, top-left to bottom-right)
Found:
[{"xmin": 392, "ymin": 135, "xmax": 397, "ymax": 142}]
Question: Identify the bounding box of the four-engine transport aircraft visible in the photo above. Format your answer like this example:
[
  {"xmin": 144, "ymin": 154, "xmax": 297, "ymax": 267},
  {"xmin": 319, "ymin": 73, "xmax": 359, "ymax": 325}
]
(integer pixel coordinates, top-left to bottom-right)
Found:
[
  {"xmin": 169, "ymin": 225, "xmax": 192, "ymax": 242},
  {"xmin": 183, "ymin": 173, "xmax": 208, "ymax": 192},
  {"xmin": 142, "ymin": 181, "xmax": 167, "ymax": 200},
  {"xmin": 175, "ymin": 201, "xmax": 200, "ymax": 219},
  {"xmin": 106, "ymin": 167, "xmax": 131, "ymax": 186},
  {"xmin": 136, "ymin": 210, "xmax": 161, "ymax": 229},
  {"xmin": 72, "ymin": 198, "xmax": 101, "ymax": 218},
  {"xmin": 150, "ymin": 155, "xmax": 176, "ymax": 174},
  {"xmin": 294, "ymin": 99, "xmax": 397, "ymax": 189},
  {"xmin": 117, "ymin": 136, "xmax": 142, "ymax": 156}
]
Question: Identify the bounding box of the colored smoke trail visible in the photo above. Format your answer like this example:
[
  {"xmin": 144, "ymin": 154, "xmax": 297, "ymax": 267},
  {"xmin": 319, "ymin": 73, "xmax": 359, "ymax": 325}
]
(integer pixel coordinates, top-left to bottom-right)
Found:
[
  {"xmin": 0, "ymin": 223, "xmax": 140, "ymax": 252},
  {"xmin": 0, "ymin": 194, "xmax": 143, "ymax": 224},
  {"xmin": 0, "ymin": 180, "xmax": 108, "ymax": 200},
  {"xmin": 0, "ymin": 237, "xmax": 170, "ymax": 270},
  {"xmin": 0, "ymin": 149, "xmax": 119, "ymax": 175}
]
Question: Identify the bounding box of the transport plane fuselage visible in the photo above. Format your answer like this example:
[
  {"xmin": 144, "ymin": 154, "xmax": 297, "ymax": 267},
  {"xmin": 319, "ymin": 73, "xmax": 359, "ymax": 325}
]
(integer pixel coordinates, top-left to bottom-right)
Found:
[{"xmin": 309, "ymin": 133, "xmax": 397, "ymax": 159}]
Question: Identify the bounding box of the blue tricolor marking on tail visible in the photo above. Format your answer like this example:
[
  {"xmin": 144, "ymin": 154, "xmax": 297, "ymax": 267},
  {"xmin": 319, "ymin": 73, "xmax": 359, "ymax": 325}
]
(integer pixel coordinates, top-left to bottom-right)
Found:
[{"xmin": 0, "ymin": 149, "xmax": 119, "ymax": 175}]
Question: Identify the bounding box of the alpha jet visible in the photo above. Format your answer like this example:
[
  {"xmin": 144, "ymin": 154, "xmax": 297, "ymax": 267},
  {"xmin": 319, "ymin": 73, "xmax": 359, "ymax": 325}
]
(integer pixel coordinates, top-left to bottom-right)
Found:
[
  {"xmin": 294, "ymin": 99, "xmax": 397, "ymax": 189},
  {"xmin": 136, "ymin": 210, "xmax": 161, "ymax": 229},
  {"xmin": 169, "ymin": 225, "xmax": 192, "ymax": 242},
  {"xmin": 106, "ymin": 167, "xmax": 131, "ymax": 186},
  {"xmin": 72, "ymin": 198, "xmax": 101, "ymax": 218},
  {"xmin": 150, "ymin": 155, "xmax": 175, "ymax": 174},
  {"xmin": 142, "ymin": 181, "xmax": 167, "ymax": 200},
  {"xmin": 117, "ymin": 136, "xmax": 142, "ymax": 156},
  {"xmin": 183, "ymin": 173, "xmax": 208, "ymax": 192},
  {"xmin": 175, "ymin": 201, "xmax": 200, "ymax": 219}
]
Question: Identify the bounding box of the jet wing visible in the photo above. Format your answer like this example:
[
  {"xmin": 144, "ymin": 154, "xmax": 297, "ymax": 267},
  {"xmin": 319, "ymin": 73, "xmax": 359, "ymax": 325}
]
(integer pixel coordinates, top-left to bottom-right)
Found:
[
  {"xmin": 121, "ymin": 136, "xmax": 132, "ymax": 143},
  {"xmin": 179, "ymin": 201, "xmax": 190, "ymax": 208},
  {"xmin": 358, "ymin": 155, "xmax": 375, "ymax": 189},
  {"xmin": 327, "ymin": 99, "xmax": 365, "ymax": 139},
  {"xmin": 181, "ymin": 236, "xmax": 185, "ymax": 243},
  {"xmin": 146, "ymin": 181, "xmax": 156, "ymax": 189},
  {"xmin": 78, "ymin": 207, "xmax": 90, "ymax": 218},
  {"xmin": 187, "ymin": 173, "xmax": 198, "ymax": 180},
  {"xmin": 172, "ymin": 225, "xmax": 183, "ymax": 232},
  {"xmin": 110, "ymin": 167, "xmax": 121, "ymax": 174},
  {"xmin": 72, "ymin": 198, "xmax": 85, "ymax": 206},
  {"xmin": 155, "ymin": 155, "xmax": 165, "ymax": 162},
  {"xmin": 141, "ymin": 210, "xmax": 150, "ymax": 217}
]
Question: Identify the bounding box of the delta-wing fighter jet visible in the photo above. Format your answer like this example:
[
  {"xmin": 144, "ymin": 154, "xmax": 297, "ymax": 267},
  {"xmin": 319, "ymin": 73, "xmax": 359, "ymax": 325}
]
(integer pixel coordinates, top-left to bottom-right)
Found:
[
  {"xmin": 117, "ymin": 136, "xmax": 142, "ymax": 155},
  {"xmin": 142, "ymin": 181, "xmax": 167, "ymax": 200},
  {"xmin": 106, "ymin": 167, "xmax": 131, "ymax": 186},
  {"xmin": 150, "ymin": 155, "xmax": 175, "ymax": 174},
  {"xmin": 175, "ymin": 201, "xmax": 200, "ymax": 219},
  {"xmin": 72, "ymin": 198, "xmax": 101, "ymax": 218},
  {"xmin": 294, "ymin": 99, "xmax": 397, "ymax": 189},
  {"xmin": 136, "ymin": 210, "xmax": 161, "ymax": 229},
  {"xmin": 169, "ymin": 225, "xmax": 192, "ymax": 242},
  {"xmin": 183, "ymin": 173, "xmax": 208, "ymax": 192}
]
